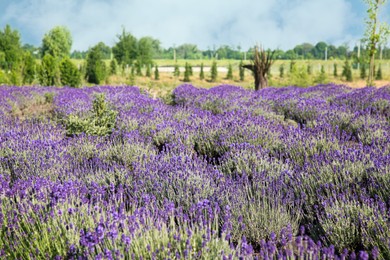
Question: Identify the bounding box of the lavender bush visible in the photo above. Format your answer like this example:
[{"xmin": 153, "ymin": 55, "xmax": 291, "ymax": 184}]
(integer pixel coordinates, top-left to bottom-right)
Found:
[{"xmin": 0, "ymin": 83, "xmax": 389, "ymax": 259}]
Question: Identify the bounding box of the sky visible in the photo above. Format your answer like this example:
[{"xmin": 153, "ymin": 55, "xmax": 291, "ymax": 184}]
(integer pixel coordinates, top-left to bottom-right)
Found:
[{"xmin": 0, "ymin": 0, "xmax": 389, "ymax": 51}]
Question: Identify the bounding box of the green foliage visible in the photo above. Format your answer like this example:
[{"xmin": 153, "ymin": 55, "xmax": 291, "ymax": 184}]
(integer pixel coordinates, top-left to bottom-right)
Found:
[
  {"xmin": 199, "ymin": 63, "xmax": 204, "ymax": 80},
  {"xmin": 290, "ymin": 60, "xmax": 296, "ymax": 72},
  {"xmin": 154, "ymin": 65, "xmax": 159, "ymax": 80},
  {"xmin": 109, "ymin": 59, "xmax": 118, "ymax": 75},
  {"xmin": 376, "ymin": 64, "xmax": 383, "ymax": 79},
  {"xmin": 85, "ymin": 44, "xmax": 106, "ymax": 84},
  {"xmin": 22, "ymin": 51, "xmax": 36, "ymax": 84},
  {"xmin": 210, "ymin": 61, "xmax": 218, "ymax": 82},
  {"xmin": 135, "ymin": 61, "xmax": 142, "ymax": 76},
  {"xmin": 315, "ymin": 65, "xmax": 327, "ymax": 84},
  {"xmin": 342, "ymin": 59, "xmax": 353, "ymax": 82},
  {"xmin": 226, "ymin": 63, "xmax": 233, "ymax": 80},
  {"xmin": 112, "ymin": 28, "xmax": 137, "ymax": 66},
  {"xmin": 38, "ymin": 54, "xmax": 60, "ymax": 86},
  {"xmin": 59, "ymin": 57, "xmax": 81, "ymax": 87},
  {"xmin": 173, "ymin": 63, "xmax": 180, "ymax": 77},
  {"xmin": 183, "ymin": 62, "xmax": 191, "ymax": 82},
  {"xmin": 41, "ymin": 26, "xmax": 72, "ymax": 59},
  {"xmin": 307, "ymin": 63, "xmax": 312, "ymax": 75},
  {"xmin": 290, "ymin": 65, "xmax": 312, "ymax": 87},
  {"xmin": 279, "ymin": 64, "xmax": 284, "ymax": 78},
  {"xmin": 0, "ymin": 24, "xmax": 23, "ymax": 71},
  {"xmin": 360, "ymin": 63, "xmax": 367, "ymax": 79},
  {"xmin": 239, "ymin": 60, "xmax": 245, "ymax": 81},
  {"xmin": 137, "ymin": 37, "xmax": 155, "ymax": 66},
  {"xmin": 333, "ymin": 63, "xmax": 338, "ymax": 77},
  {"xmin": 145, "ymin": 64, "xmax": 151, "ymax": 77},
  {"xmin": 65, "ymin": 93, "xmax": 118, "ymax": 136}
]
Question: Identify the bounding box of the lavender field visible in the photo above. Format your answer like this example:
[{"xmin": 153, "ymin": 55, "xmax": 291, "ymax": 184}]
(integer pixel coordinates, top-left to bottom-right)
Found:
[{"xmin": 0, "ymin": 84, "xmax": 389, "ymax": 259}]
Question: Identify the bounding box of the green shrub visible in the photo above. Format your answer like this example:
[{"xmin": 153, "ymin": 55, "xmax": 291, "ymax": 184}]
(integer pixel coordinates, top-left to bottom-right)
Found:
[
  {"xmin": 60, "ymin": 57, "xmax": 81, "ymax": 87},
  {"xmin": 65, "ymin": 93, "xmax": 117, "ymax": 136}
]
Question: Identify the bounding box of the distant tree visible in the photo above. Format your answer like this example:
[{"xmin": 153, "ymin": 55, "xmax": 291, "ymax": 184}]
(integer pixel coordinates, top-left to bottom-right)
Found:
[
  {"xmin": 173, "ymin": 64, "xmax": 180, "ymax": 77},
  {"xmin": 342, "ymin": 59, "xmax": 353, "ymax": 82},
  {"xmin": 137, "ymin": 37, "xmax": 155, "ymax": 66},
  {"xmin": 112, "ymin": 28, "xmax": 137, "ymax": 66},
  {"xmin": 41, "ymin": 26, "xmax": 72, "ymax": 59},
  {"xmin": 38, "ymin": 54, "xmax": 60, "ymax": 86},
  {"xmin": 239, "ymin": 60, "xmax": 245, "ymax": 81},
  {"xmin": 199, "ymin": 63, "xmax": 205, "ymax": 80},
  {"xmin": 110, "ymin": 59, "xmax": 118, "ymax": 75},
  {"xmin": 376, "ymin": 63, "xmax": 383, "ymax": 79},
  {"xmin": 176, "ymin": 44, "xmax": 202, "ymax": 59},
  {"xmin": 311, "ymin": 42, "xmax": 328, "ymax": 59},
  {"xmin": 279, "ymin": 64, "xmax": 284, "ymax": 78},
  {"xmin": 183, "ymin": 62, "xmax": 191, "ymax": 82},
  {"xmin": 60, "ymin": 57, "xmax": 81, "ymax": 87},
  {"xmin": 210, "ymin": 61, "xmax": 218, "ymax": 82},
  {"xmin": 135, "ymin": 61, "xmax": 142, "ymax": 76},
  {"xmin": 85, "ymin": 44, "xmax": 106, "ymax": 84},
  {"xmin": 22, "ymin": 52, "xmax": 36, "ymax": 84},
  {"xmin": 333, "ymin": 63, "xmax": 338, "ymax": 77},
  {"xmin": 0, "ymin": 24, "xmax": 23, "ymax": 70},
  {"xmin": 243, "ymin": 46, "xmax": 275, "ymax": 90},
  {"xmin": 226, "ymin": 64, "xmax": 233, "ymax": 80},
  {"xmin": 95, "ymin": 42, "xmax": 112, "ymax": 59},
  {"xmin": 146, "ymin": 64, "xmax": 151, "ymax": 77},
  {"xmin": 154, "ymin": 65, "xmax": 159, "ymax": 80},
  {"xmin": 363, "ymin": 0, "xmax": 389, "ymax": 85},
  {"xmin": 360, "ymin": 63, "xmax": 367, "ymax": 79}
]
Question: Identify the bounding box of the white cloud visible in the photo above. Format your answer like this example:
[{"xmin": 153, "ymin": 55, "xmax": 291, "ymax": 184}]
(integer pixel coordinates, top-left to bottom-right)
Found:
[{"xmin": 0, "ymin": 0, "xmax": 376, "ymax": 50}]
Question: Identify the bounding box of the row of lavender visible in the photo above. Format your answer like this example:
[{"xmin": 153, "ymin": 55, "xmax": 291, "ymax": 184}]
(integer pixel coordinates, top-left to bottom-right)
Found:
[{"xmin": 0, "ymin": 84, "xmax": 389, "ymax": 259}]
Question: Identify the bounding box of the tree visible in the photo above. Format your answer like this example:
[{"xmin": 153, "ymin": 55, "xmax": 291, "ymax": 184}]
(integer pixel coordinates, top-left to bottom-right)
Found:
[
  {"xmin": 137, "ymin": 37, "xmax": 155, "ymax": 66},
  {"xmin": 183, "ymin": 62, "xmax": 191, "ymax": 82},
  {"xmin": 146, "ymin": 64, "xmax": 151, "ymax": 77},
  {"xmin": 342, "ymin": 59, "xmax": 353, "ymax": 82},
  {"xmin": 173, "ymin": 64, "xmax": 180, "ymax": 77},
  {"xmin": 154, "ymin": 65, "xmax": 159, "ymax": 80},
  {"xmin": 112, "ymin": 28, "xmax": 137, "ymax": 66},
  {"xmin": 363, "ymin": 0, "xmax": 389, "ymax": 85},
  {"xmin": 85, "ymin": 44, "xmax": 106, "ymax": 84},
  {"xmin": 0, "ymin": 24, "xmax": 23, "ymax": 70},
  {"xmin": 243, "ymin": 46, "xmax": 275, "ymax": 90},
  {"xmin": 110, "ymin": 59, "xmax": 118, "ymax": 75},
  {"xmin": 210, "ymin": 61, "xmax": 218, "ymax": 82},
  {"xmin": 60, "ymin": 57, "xmax": 81, "ymax": 87},
  {"xmin": 199, "ymin": 63, "xmax": 205, "ymax": 80},
  {"xmin": 279, "ymin": 64, "xmax": 284, "ymax": 78},
  {"xmin": 95, "ymin": 42, "xmax": 112, "ymax": 59},
  {"xmin": 226, "ymin": 64, "xmax": 233, "ymax": 80},
  {"xmin": 333, "ymin": 63, "xmax": 338, "ymax": 77},
  {"xmin": 239, "ymin": 60, "xmax": 245, "ymax": 81},
  {"xmin": 376, "ymin": 64, "xmax": 383, "ymax": 79},
  {"xmin": 38, "ymin": 54, "xmax": 60, "ymax": 86},
  {"xmin": 41, "ymin": 26, "xmax": 72, "ymax": 59},
  {"xmin": 22, "ymin": 51, "xmax": 36, "ymax": 84}
]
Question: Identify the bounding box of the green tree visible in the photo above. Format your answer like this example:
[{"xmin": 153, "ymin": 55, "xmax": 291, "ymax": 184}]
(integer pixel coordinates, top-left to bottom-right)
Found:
[
  {"xmin": 307, "ymin": 64, "xmax": 312, "ymax": 75},
  {"xmin": 199, "ymin": 63, "xmax": 205, "ymax": 80},
  {"xmin": 173, "ymin": 64, "xmax": 180, "ymax": 77},
  {"xmin": 363, "ymin": 0, "xmax": 389, "ymax": 85},
  {"xmin": 183, "ymin": 62, "xmax": 191, "ymax": 82},
  {"xmin": 135, "ymin": 61, "xmax": 142, "ymax": 76},
  {"xmin": 210, "ymin": 61, "xmax": 218, "ymax": 82},
  {"xmin": 226, "ymin": 64, "xmax": 233, "ymax": 80},
  {"xmin": 146, "ymin": 64, "xmax": 151, "ymax": 77},
  {"xmin": 85, "ymin": 44, "xmax": 106, "ymax": 84},
  {"xmin": 239, "ymin": 60, "xmax": 245, "ymax": 81},
  {"xmin": 60, "ymin": 57, "xmax": 81, "ymax": 87},
  {"xmin": 38, "ymin": 54, "xmax": 60, "ymax": 86},
  {"xmin": 333, "ymin": 63, "xmax": 338, "ymax": 77},
  {"xmin": 279, "ymin": 64, "xmax": 284, "ymax": 78},
  {"xmin": 0, "ymin": 24, "xmax": 23, "ymax": 70},
  {"xmin": 41, "ymin": 26, "xmax": 72, "ymax": 59},
  {"xmin": 110, "ymin": 59, "xmax": 118, "ymax": 75},
  {"xmin": 95, "ymin": 42, "xmax": 112, "ymax": 59},
  {"xmin": 22, "ymin": 51, "xmax": 36, "ymax": 84},
  {"xmin": 315, "ymin": 65, "xmax": 327, "ymax": 84},
  {"xmin": 376, "ymin": 63, "xmax": 383, "ymax": 79},
  {"xmin": 112, "ymin": 28, "xmax": 137, "ymax": 66},
  {"xmin": 137, "ymin": 37, "xmax": 156, "ymax": 66},
  {"xmin": 154, "ymin": 65, "xmax": 159, "ymax": 80},
  {"xmin": 342, "ymin": 59, "xmax": 353, "ymax": 82}
]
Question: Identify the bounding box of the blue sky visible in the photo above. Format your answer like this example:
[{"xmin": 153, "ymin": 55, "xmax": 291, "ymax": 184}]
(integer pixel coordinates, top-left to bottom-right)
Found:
[{"xmin": 0, "ymin": 0, "xmax": 389, "ymax": 51}]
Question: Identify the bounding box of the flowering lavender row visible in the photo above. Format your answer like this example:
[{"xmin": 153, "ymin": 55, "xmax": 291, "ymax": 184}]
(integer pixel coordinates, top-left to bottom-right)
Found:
[{"xmin": 0, "ymin": 84, "xmax": 389, "ymax": 259}]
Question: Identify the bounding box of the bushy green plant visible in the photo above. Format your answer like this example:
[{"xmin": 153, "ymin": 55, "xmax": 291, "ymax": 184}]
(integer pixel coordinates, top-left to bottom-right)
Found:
[
  {"xmin": 210, "ymin": 61, "xmax": 218, "ymax": 82},
  {"xmin": 65, "ymin": 93, "xmax": 117, "ymax": 136},
  {"xmin": 239, "ymin": 60, "xmax": 245, "ymax": 81},
  {"xmin": 109, "ymin": 59, "xmax": 117, "ymax": 75},
  {"xmin": 226, "ymin": 63, "xmax": 233, "ymax": 80},
  {"xmin": 183, "ymin": 62, "xmax": 191, "ymax": 82},
  {"xmin": 60, "ymin": 57, "xmax": 81, "ymax": 87},
  {"xmin": 173, "ymin": 63, "xmax": 180, "ymax": 77},
  {"xmin": 199, "ymin": 62, "xmax": 204, "ymax": 80},
  {"xmin": 154, "ymin": 65, "xmax": 159, "ymax": 80},
  {"xmin": 342, "ymin": 59, "xmax": 353, "ymax": 82}
]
